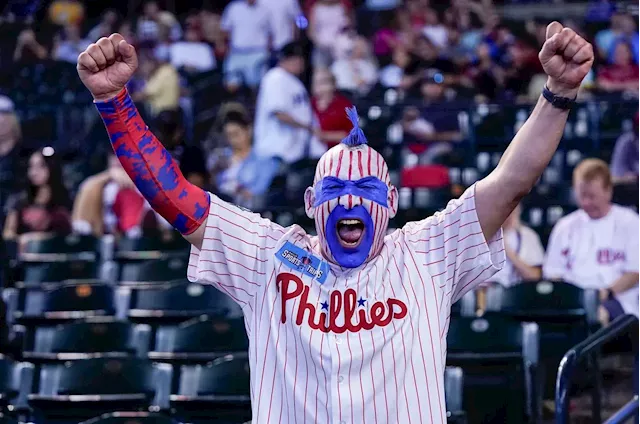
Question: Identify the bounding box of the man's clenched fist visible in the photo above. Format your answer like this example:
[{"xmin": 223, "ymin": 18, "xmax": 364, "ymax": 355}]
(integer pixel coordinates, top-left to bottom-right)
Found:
[
  {"xmin": 538, "ymin": 21, "xmax": 594, "ymax": 98},
  {"xmin": 77, "ymin": 33, "xmax": 138, "ymax": 102}
]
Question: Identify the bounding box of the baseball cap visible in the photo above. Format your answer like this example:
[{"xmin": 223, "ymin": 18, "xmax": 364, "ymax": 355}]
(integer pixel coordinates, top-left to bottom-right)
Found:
[{"xmin": 279, "ymin": 42, "xmax": 305, "ymax": 60}]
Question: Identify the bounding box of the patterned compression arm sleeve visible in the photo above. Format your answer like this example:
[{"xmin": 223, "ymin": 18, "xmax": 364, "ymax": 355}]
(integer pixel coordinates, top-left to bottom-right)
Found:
[{"xmin": 95, "ymin": 88, "xmax": 210, "ymax": 235}]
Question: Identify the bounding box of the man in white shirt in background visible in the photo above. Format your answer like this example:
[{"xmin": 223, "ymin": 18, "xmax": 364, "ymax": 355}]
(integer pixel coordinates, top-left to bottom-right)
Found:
[
  {"xmin": 544, "ymin": 158, "xmax": 639, "ymax": 324},
  {"xmin": 221, "ymin": 0, "xmax": 272, "ymax": 91},
  {"xmin": 253, "ymin": 42, "xmax": 326, "ymax": 165},
  {"xmin": 258, "ymin": 0, "xmax": 303, "ymax": 51},
  {"xmin": 491, "ymin": 203, "xmax": 545, "ymax": 287}
]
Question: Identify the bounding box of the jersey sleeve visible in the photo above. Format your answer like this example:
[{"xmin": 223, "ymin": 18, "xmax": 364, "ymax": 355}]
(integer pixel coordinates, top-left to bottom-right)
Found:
[
  {"xmin": 542, "ymin": 219, "xmax": 569, "ymax": 279},
  {"xmin": 187, "ymin": 194, "xmax": 287, "ymax": 312},
  {"xmin": 403, "ymin": 183, "xmax": 505, "ymax": 304}
]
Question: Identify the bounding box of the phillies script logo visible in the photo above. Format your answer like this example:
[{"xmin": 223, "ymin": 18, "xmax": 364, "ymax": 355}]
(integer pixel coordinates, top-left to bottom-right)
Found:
[
  {"xmin": 597, "ymin": 249, "xmax": 626, "ymax": 265},
  {"xmin": 276, "ymin": 272, "xmax": 408, "ymax": 333}
]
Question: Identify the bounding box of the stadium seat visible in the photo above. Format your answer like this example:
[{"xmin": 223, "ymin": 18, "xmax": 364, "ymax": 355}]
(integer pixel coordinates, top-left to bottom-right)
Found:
[
  {"xmin": 12, "ymin": 283, "xmax": 122, "ymax": 326},
  {"xmin": 0, "ymin": 356, "xmax": 34, "ymax": 413},
  {"xmin": 447, "ymin": 315, "xmax": 540, "ymax": 424},
  {"xmin": 79, "ymin": 412, "xmax": 180, "ymax": 424},
  {"xmin": 114, "ymin": 236, "xmax": 190, "ymax": 261},
  {"xmin": 118, "ymin": 257, "xmax": 189, "ymax": 286},
  {"xmin": 127, "ymin": 281, "xmax": 242, "ymax": 325},
  {"xmin": 150, "ymin": 316, "xmax": 248, "ymax": 364},
  {"xmin": 29, "ymin": 357, "xmax": 171, "ymax": 423},
  {"xmin": 485, "ymin": 281, "xmax": 598, "ymax": 398},
  {"xmin": 23, "ymin": 319, "xmax": 151, "ymax": 362},
  {"xmin": 17, "ymin": 234, "xmax": 100, "ymax": 286},
  {"xmin": 444, "ymin": 366, "xmax": 465, "ymax": 424},
  {"xmin": 170, "ymin": 353, "xmax": 251, "ymax": 424}
]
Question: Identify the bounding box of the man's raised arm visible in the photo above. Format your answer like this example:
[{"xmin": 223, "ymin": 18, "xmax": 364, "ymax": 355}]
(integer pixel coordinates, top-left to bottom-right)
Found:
[
  {"xmin": 77, "ymin": 34, "xmax": 209, "ymax": 248},
  {"xmin": 475, "ymin": 22, "xmax": 594, "ymax": 240}
]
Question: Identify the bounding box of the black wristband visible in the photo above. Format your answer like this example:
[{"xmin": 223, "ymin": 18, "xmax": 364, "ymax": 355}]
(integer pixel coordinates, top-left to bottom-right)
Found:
[{"xmin": 542, "ymin": 85, "xmax": 576, "ymax": 110}]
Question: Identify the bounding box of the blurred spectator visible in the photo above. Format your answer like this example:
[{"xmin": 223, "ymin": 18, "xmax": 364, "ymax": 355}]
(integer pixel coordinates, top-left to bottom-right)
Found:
[
  {"xmin": 595, "ymin": 13, "xmax": 638, "ymax": 64},
  {"xmin": 254, "ymin": 42, "xmax": 326, "ymax": 164},
  {"xmin": 311, "ymin": 68, "xmax": 354, "ymax": 148},
  {"xmin": 399, "ymin": 105, "xmax": 459, "ymax": 165},
  {"xmin": 489, "ymin": 204, "xmax": 544, "ymax": 287},
  {"xmin": 48, "ymin": 0, "xmax": 84, "ymax": 27},
  {"xmin": 200, "ymin": 10, "xmax": 228, "ymax": 61},
  {"xmin": 331, "ymin": 36, "xmax": 378, "ymax": 95},
  {"xmin": 462, "ymin": 41, "xmax": 504, "ymax": 101},
  {"xmin": 210, "ymin": 111, "xmax": 281, "ymax": 210},
  {"xmin": 87, "ymin": 9, "xmax": 119, "ymax": 41},
  {"xmin": 169, "ymin": 27, "xmax": 216, "ymax": 73},
  {"xmin": 596, "ymin": 41, "xmax": 639, "ymax": 95},
  {"xmin": 13, "ymin": 28, "xmax": 48, "ymax": 63},
  {"xmin": 379, "ymin": 46, "xmax": 412, "ymax": 88},
  {"xmin": 422, "ymin": 9, "xmax": 448, "ymax": 50},
  {"xmin": 0, "ymin": 97, "xmax": 23, "ymax": 229},
  {"xmin": 404, "ymin": 0, "xmax": 428, "ymax": 29},
  {"xmin": 153, "ymin": 109, "xmax": 208, "ymax": 189},
  {"xmin": 73, "ymin": 151, "xmax": 173, "ymax": 238},
  {"xmin": 258, "ymin": 0, "xmax": 303, "ymax": 50},
  {"xmin": 365, "ymin": 0, "xmax": 400, "ymax": 11},
  {"xmin": 137, "ymin": 0, "xmax": 181, "ymax": 46},
  {"xmin": 503, "ymin": 41, "xmax": 543, "ymax": 101},
  {"xmin": 585, "ymin": 0, "xmax": 617, "ymax": 23},
  {"xmin": 610, "ymin": 113, "xmax": 639, "ymax": 184},
  {"xmin": 52, "ymin": 24, "xmax": 91, "ymax": 64},
  {"xmin": 309, "ymin": 0, "xmax": 351, "ymax": 67},
  {"xmin": 117, "ymin": 21, "xmax": 137, "ymax": 45},
  {"xmin": 332, "ymin": 17, "xmax": 358, "ymax": 62},
  {"xmin": 133, "ymin": 47, "xmax": 180, "ymax": 116},
  {"xmin": 221, "ymin": 0, "xmax": 272, "ymax": 91},
  {"xmin": 3, "ymin": 149, "xmax": 71, "ymax": 242},
  {"xmin": 372, "ymin": 9, "xmax": 414, "ymax": 60},
  {"xmin": 544, "ymin": 159, "xmax": 639, "ymax": 321}
]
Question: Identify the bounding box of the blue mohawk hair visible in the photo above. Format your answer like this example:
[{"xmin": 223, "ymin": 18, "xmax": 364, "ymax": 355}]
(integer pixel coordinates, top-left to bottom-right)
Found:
[{"xmin": 340, "ymin": 106, "xmax": 368, "ymax": 147}]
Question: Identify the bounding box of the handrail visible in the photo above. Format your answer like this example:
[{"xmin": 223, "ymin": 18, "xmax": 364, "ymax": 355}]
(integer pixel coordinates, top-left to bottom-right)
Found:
[
  {"xmin": 603, "ymin": 396, "xmax": 639, "ymax": 424},
  {"xmin": 555, "ymin": 314, "xmax": 639, "ymax": 424}
]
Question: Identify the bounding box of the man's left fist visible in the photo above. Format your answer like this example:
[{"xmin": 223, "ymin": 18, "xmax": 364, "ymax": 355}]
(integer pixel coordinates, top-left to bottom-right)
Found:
[{"xmin": 538, "ymin": 21, "xmax": 594, "ymax": 98}]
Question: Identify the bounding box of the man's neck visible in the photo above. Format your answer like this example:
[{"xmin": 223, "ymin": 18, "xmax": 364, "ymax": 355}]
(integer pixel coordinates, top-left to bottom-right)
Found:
[{"xmin": 0, "ymin": 139, "xmax": 16, "ymax": 156}]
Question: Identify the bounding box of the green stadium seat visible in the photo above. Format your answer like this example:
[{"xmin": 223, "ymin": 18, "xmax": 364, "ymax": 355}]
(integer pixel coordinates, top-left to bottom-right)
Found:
[
  {"xmin": 29, "ymin": 358, "xmax": 171, "ymax": 423},
  {"xmin": 444, "ymin": 367, "xmax": 466, "ymax": 424},
  {"xmin": 150, "ymin": 316, "xmax": 248, "ymax": 364},
  {"xmin": 119, "ymin": 257, "xmax": 189, "ymax": 286},
  {"xmin": 21, "ymin": 261, "xmax": 100, "ymax": 286},
  {"xmin": 127, "ymin": 282, "xmax": 242, "ymax": 325},
  {"xmin": 170, "ymin": 353, "xmax": 251, "ymax": 424},
  {"xmin": 447, "ymin": 315, "xmax": 540, "ymax": 424},
  {"xmin": 485, "ymin": 281, "xmax": 599, "ymax": 399},
  {"xmin": 79, "ymin": 412, "xmax": 180, "ymax": 424},
  {"xmin": 23, "ymin": 319, "xmax": 151, "ymax": 362},
  {"xmin": 0, "ymin": 356, "xmax": 34, "ymax": 414},
  {"xmin": 13, "ymin": 283, "xmax": 120, "ymax": 326},
  {"xmin": 115, "ymin": 236, "xmax": 190, "ymax": 261}
]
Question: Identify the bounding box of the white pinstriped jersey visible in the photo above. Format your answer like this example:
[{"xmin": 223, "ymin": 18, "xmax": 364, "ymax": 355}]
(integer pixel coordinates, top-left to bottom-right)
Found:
[{"xmin": 187, "ymin": 184, "xmax": 505, "ymax": 424}]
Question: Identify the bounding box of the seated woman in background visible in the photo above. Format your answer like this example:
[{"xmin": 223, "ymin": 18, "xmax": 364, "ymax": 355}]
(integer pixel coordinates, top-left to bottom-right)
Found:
[
  {"xmin": 597, "ymin": 40, "xmax": 639, "ymax": 95},
  {"xmin": 489, "ymin": 203, "xmax": 544, "ymax": 287},
  {"xmin": 311, "ymin": 68, "xmax": 354, "ymax": 149},
  {"xmin": 209, "ymin": 111, "xmax": 280, "ymax": 210},
  {"xmin": 72, "ymin": 150, "xmax": 173, "ymax": 238},
  {"xmin": 3, "ymin": 148, "xmax": 71, "ymax": 242}
]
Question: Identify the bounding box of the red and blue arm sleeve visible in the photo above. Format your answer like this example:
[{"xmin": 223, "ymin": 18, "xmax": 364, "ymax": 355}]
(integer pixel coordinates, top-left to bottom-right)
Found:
[{"xmin": 95, "ymin": 88, "xmax": 210, "ymax": 235}]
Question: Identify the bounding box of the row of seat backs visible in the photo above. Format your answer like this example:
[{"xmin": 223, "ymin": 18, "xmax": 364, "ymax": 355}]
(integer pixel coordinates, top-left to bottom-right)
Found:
[
  {"xmin": 2, "ymin": 281, "xmax": 243, "ymax": 329},
  {"xmin": 0, "ymin": 355, "xmax": 466, "ymax": 423}
]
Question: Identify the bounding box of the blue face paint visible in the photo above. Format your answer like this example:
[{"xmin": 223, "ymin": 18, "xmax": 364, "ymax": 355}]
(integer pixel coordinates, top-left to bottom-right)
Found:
[
  {"xmin": 314, "ymin": 176, "xmax": 388, "ymax": 208},
  {"xmin": 325, "ymin": 205, "xmax": 374, "ymax": 268}
]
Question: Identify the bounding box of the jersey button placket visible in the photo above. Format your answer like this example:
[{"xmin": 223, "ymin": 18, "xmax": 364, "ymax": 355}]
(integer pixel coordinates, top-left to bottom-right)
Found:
[{"xmin": 330, "ymin": 332, "xmax": 345, "ymax": 424}]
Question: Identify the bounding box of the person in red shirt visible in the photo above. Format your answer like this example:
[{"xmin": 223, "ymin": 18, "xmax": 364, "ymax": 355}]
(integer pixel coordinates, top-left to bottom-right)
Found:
[
  {"xmin": 311, "ymin": 68, "xmax": 354, "ymax": 148},
  {"xmin": 597, "ymin": 40, "xmax": 639, "ymax": 94}
]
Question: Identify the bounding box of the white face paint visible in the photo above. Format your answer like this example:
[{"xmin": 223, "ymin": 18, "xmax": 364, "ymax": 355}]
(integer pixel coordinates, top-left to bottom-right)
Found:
[{"xmin": 305, "ymin": 143, "xmax": 398, "ymax": 267}]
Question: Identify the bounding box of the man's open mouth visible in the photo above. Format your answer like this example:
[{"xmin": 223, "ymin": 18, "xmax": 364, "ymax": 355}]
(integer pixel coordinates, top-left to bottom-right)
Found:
[{"xmin": 336, "ymin": 218, "xmax": 365, "ymax": 248}]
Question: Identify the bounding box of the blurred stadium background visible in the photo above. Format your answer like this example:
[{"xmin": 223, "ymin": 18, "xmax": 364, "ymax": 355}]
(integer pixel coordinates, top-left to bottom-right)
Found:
[{"xmin": 0, "ymin": 0, "xmax": 638, "ymax": 423}]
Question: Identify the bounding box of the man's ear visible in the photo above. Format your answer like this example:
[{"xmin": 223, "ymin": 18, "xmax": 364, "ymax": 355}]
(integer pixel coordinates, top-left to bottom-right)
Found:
[
  {"xmin": 388, "ymin": 185, "xmax": 398, "ymax": 219},
  {"xmin": 304, "ymin": 186, "xmax": 316, "ymax": 218}
]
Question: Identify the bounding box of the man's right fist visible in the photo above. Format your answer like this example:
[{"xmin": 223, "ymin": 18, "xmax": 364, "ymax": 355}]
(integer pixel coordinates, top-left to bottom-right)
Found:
[{"xmin": 77, "ymin": 33, "xmax": 138, "ymax": 102}]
